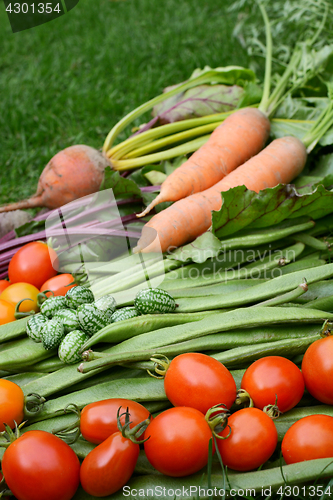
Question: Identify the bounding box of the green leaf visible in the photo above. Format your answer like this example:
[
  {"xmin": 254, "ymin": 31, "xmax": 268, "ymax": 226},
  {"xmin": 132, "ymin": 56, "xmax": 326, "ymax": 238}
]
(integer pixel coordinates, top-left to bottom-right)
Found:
[
  {"xmin": 212, "ymin": 183, "xmax": 333, "ymax": 239},
  {"xmin": 168, "ymin": 232, "xmax": 222, "ymax": 263},
  {"xmin": 15, "ymin": 220, "xmax": 45, "ymax": 237},
  {"xmin": 100, "ymin": 167, "xmax": 142, "ymax": 200},
  {"xmin": 144, "ymin": 170, "xmax": 167, "ymax": 185}
]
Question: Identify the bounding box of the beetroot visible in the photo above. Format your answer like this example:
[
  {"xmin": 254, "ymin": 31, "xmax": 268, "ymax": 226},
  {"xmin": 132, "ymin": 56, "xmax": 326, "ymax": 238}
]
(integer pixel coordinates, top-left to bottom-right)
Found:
[{"xmin": 0, "ymin": 145, "xmax": 111, "ymax": 212}]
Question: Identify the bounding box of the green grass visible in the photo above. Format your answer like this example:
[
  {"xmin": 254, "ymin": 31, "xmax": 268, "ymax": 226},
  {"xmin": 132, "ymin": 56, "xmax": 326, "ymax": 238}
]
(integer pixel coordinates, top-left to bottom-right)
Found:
[{"xmin": 0, "ymin": 0, "xmax": 249, "ymax": 206}]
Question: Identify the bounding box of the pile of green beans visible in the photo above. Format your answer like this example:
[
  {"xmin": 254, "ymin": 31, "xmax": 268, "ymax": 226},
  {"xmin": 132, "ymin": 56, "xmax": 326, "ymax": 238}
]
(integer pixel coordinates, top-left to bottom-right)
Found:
[{"xmin": 0, "ymin": 214, "xmax": 333, "ymax": 498}]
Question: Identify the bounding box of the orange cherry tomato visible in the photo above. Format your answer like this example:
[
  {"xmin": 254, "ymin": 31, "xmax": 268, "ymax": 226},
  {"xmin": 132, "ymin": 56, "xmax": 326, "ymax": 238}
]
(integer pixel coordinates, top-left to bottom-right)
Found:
[
  {"xmin": 0, "ymin": 283, "xmax": 40, "ymax": 313},
  {"xmin": 40, "ymin": 274, "xmax": 76, "ymax": 297},
  {"xmin": 0, "ymin": 281, "xmax": 10, "ymax": 294},
  {"xmin": 0, "ymin": 379, "xmax": 25, "ymax": 431},
  {"xmin": 8, "ymin": 242, "xmax": 58, "ymax": 289},
  {"xmin": 0, "ymin": 300, "xmax": 16, "ymax": 325}
]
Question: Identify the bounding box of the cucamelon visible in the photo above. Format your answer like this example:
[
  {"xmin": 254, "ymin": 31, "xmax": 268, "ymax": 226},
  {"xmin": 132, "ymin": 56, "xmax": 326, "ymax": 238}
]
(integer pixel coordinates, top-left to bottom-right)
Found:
[
  {"xmin": 77, "ymin": 303, "xmax": 110, "ymax": 336},
  {"xmin": 134, "ymin": 288, "xmax": 176, "ymax": 314},
  {"xmin": 94, "ymin": 294, "xmax": 117, "ymax": 320},
  {"xmin": 65, "ymin": 286, "xmax": 94, "ymax": 309},
  {"xmin": 40, "ymin": 296, "xmax": 67, "ymax": 318},
  {"xmin": 41, "ymin": 318, "xmax": 65, "ymax": 350},
  {"xmin": 26, "ymin": 314, "xmax": 48, "ymax": 342},
  {"xmin": 110, "ymin": 306, "xmax": 140, "ymax": 323},
  {"xmin": 58, "ymin": 330, "xmax": 90, "ymax": 364},
  {"xmin": 53, "ymin": 309, "xmax": 79, "ymax": 334}
]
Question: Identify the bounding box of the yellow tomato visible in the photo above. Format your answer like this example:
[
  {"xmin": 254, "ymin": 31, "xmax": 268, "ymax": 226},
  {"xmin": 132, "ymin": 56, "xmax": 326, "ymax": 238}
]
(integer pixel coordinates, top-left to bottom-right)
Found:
[
  {"xmin": 0, "ymin": 300, "xmax": 16, "ymax": 325},
  {"xmin": 0, "ymin": 283, "xmax": 40, "ymax": 313}
]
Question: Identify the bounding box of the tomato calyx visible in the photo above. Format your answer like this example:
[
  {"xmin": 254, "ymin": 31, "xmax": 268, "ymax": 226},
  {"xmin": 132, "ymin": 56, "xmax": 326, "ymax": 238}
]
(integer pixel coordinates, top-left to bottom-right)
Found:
[
  {"xmin": 235, "ymin": 389, "xmax": 254, "ymax": 408},
  {"xmin": 117, "ymin": 407, "xmax": 151, "ymax": 445},
  {"xmin": 52, "ymin": 404, "xmax": 81, "ymax": 444},
  {"xmin": 14, "ymin": 299, "xmax": 36, "ymax": 320},
  {"xmin": 205, "ymin": 404, "xmax": 231, "ymax": 440},
  {"xmin": 320, "ymin": 320, "xmax": 333, "ymax": 338},
  {"xmin": 263, "ymin": 396, "xmax": 282, "ymax": 419},
  {"xmin": 147, "ymin": 354, "xmax": 170, "ymax": 379},
  {"xmin": 24, "ymin": 393, "xmax": 46, "ymax": 418},
  {"xmin": 0, "ymin": 422, "xmax": 25, "ymax": 449}
]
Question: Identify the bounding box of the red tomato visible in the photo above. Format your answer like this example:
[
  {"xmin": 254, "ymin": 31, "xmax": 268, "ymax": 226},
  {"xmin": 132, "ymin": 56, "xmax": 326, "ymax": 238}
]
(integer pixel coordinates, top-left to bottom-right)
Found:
[
  {"xmin": 144, "ymin": 406, "xmax": 214, "ymax": 477},
  {"xmin": 80, "ymin": 431, "xmax": 140, "ymax": 497},
  {"xmin": 0, "ymin": 283, "xmax": 39, "ymax": 313},
  {"xmin": 0, "ymin": 379, "xmax": 25, "ymax": 431},
  {"xmin": 217, "ymin": 408, "xmax": 278, "ymax": 471},
  {"xmin": 8, "ymin": 242, "xmax": 58, "ymax": 289},
  {"xmin": 282, "ymin": 414, "xmax": 333, "ymax": 464},
  {"xmin": 163, "ymin": 353, "xmax": 237, "ymax": 414},
  {"xmin": 40, "ymin": 274, "xmax": 76, "ymax": 297},
  {"xmin": 0, "ymin": 281, "xmax": 10, "ymax": 294},
  {"xmin": 241, "ymin": 356, "xmax": 305, "ymax": 412},
  {"xmin": 80, "ymin": 399, "xmax": 152, "ymax": 444},
  {"xmin": 302, "ymin": 336, "xmax": 333, "ymax": 404},
  {"xmin": 0, "ymin": 300, "xmax": 16, "ymax": 325},
  {"xmin": 2, "ymin": 430, "xmax": 80, "ymax": 500}
]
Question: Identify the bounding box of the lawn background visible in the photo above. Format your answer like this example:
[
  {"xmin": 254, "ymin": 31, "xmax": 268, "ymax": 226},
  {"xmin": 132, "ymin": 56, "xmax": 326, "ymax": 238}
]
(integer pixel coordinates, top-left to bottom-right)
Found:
[{"xmin": 0, "ymin": 0, "xmax": 250, "ymax": 206}]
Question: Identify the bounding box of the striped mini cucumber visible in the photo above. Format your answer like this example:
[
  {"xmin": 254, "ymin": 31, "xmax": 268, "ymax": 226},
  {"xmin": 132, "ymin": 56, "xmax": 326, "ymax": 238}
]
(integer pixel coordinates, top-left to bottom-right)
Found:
[
  {"xmin": 94, "ymin": 295, "xmax": 117, "ymax": 320},
  {"xmin": 77, "ymin": 304, "xmax": 110, "ymax": 336},
  {"xmin": 26, "ymin": 314, "xmax": 48, "ymax": 343},
  {"xmin": 110, "ymin": 307, "xmax": 141, "ymax": 323},
  {"xmin": 41, "ymin": 318, "xmax": 65, "ymax": 350},
  {"xmin": 58, "ymin": 330, "xmax": 90, "ymax": 364},
  {"xmin": 53, "ymin": 309, "xmax": 79, "ymax": 334},
  {"xmin": 40, "ymin": 296, "xmax": 67, "ymax": 318},
  {"xmin": 134, "ymin": 288, "xmax": 176, "ymax": 314},
  {"xmin": 65, "ymin": 286, "xmax": 95, "ymax": 309}
]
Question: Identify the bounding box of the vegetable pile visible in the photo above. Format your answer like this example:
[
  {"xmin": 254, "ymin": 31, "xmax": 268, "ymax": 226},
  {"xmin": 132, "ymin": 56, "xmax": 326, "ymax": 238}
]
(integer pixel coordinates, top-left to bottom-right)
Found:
[{"xmin": 1, "ymin": 0, "xmax": 333, "ymax": 498}]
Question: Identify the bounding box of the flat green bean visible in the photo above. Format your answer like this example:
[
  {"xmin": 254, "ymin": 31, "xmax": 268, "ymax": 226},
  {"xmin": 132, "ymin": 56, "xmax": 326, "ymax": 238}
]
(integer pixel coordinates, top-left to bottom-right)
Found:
[
  {"xmin": 294, "ymin": 280, "xmax": 333, "ymax": 303},
  {"xmin": 217, "ymin": 217, "xmax": 314, "ymax": 250},
  {"xmin": 302, "ymin": 295, "xmax": 333, "ymax": 312},
  {"xmin": 81, "ymin": 310, "xmax": 216, "ymax": 351},
  {"xmin": 292, "ymin": 232, "xmax": 330, "ymax": 250},
  {"xmin": 99, "ymin": 458, "xmax": 333, "ymax": 499},
  {"xmin": 166, "ymin": 279, "xmax": 268, "ymax": 299},
  {"xmin": 79, "ymin": 307, "xmax": 332, "ymax": 374},
  {"xmin": 212, "ymin": 334, "xmax": 318, "ymax": 368},
  {"xmin": 3, "ymin": 372, "xmax": 46, "ymax": 387},
  {"xmin": 176, "ymin": 261, "xmax": 333, "ymax": 312},
  {"xmin": 0, "ymin": 316, "xmax": 29, "ymax": 342},
  {"xmin": 0, "ymin": 337, "xmax": 56, "ymax": 371},
  {"xmin": 261, "ymin": 256, "xmax": 327, "ymax": 279},
  {"xmin": 27, "ymin": 376, "xmax": 166, "ymax": 423},
  {"xmin": 21, "ymin": 362, "xmax": 141, "ymax": 399}
]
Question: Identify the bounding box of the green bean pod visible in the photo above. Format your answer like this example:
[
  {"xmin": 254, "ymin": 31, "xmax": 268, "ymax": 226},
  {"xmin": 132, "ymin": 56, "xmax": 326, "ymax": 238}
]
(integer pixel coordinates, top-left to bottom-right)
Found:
[
  {"xmin": 89, "ymin": 457, "xmax": 333, "ymax": 499},
  {"xmin": 0, "ymin": 337, "xmax": 56, "ymax": 371},
  {"xmin": 81, "ymin": 310, "xmax": 216, "ymax": 350},
  {"xmin": 176, "ymin": 261, "xmax": 333, "ymax": 312},
  {"xmin": 0, "ymin": 316, "xmax": 29, "ymax": 343},
  {"xmin": 26, "ymin": 376, "xmax": 166, "ymax": 423}
]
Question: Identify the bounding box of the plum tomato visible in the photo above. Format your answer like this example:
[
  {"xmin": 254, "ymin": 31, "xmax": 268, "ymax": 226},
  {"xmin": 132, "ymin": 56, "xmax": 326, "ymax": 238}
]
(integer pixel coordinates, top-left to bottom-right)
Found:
[
  {"xmin": 217, "ymin": 407, "xmax": 278, "ymax": 471},
  {"xmin": 80, "ymin": 399, "xmax": 152, "ymax": 444},
  {"xmin": 8, "ymin": 242, "xmax": 58, "ymax": 289},
  {"xmin": 282, "ymin": 414, "xmax": 333, "ymax": 464},
  {"xmin": 2, "ymin": 430, "xmax": 80, "ymax": 500},
  {"xmin": 302, "ymin": 335, "xmax": 333, "ymax": 404},
  {"xmin": 40, "ymin": 273, "xmax": 76, "ymax": 297},
  {"xmin": 163, "ymin": 352, "xmax": 237, "ymax": 414},
  {"xmin": 144, "ymin": 406, "xmax": 215, "ymax": 477},
  {"xmin": 241, "ymin": 356, "xmax": 305, "ymax": 412}
]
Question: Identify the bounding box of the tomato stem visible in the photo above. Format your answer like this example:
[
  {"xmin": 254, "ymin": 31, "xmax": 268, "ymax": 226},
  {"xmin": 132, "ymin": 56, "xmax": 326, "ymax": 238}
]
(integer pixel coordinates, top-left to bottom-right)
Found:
[
  {"xmin": 205, "ymin": 404, "xmax": 230, "ymax": 440},
  {"xmin": 52, "ymin": 404, "xmax": 81, "ymax": 444},
  {"xmin": 147, "ymin": 354, "xmax": 170, "ymax": 379},
  {"xmin": 235, "ymin": 389, "xmax": 254, "ymax": 408},
  {"xmin": 116, "ymin": 406, "xmax": 151, "ymax": 444},
  {"xmin": 14, "ymin": 299, "xmax": 36, "ymax": 319},
  {"xmin": 24, "ymin": 393, "xmax": 46, "ymax": 418}
]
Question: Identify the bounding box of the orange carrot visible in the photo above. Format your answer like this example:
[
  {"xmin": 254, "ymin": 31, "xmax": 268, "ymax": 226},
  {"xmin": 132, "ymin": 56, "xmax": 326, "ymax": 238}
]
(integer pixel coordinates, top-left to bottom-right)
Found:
[
  {"xmin": 134, "ymin": 136, "xmax": 307, "ymax": 253},
  {"xmin": 138, "ymin": 107, "xmax": 271, "ymax": 217}
]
